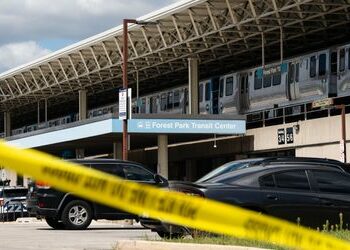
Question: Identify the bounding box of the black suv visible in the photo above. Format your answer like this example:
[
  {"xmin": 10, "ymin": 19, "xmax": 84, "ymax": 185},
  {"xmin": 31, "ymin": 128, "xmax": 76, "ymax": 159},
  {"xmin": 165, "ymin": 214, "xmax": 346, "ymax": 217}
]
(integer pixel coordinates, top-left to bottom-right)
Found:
[{"xmin": 27, "ymin": 159, "xmax": 167, "ymax": 230}]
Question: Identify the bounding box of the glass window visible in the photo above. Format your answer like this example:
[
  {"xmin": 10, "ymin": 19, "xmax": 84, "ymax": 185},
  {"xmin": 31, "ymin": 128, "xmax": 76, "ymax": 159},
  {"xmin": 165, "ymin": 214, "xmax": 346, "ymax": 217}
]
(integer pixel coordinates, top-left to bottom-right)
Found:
[
  {"xmin": 263, "ymin": 74, "xmax": 271, "ymax": 88},
  {"xmin": 219, "ymin": 79, "xmax": 224, "ymax": 98},
  {"xmin": 199, "ymin": 84, "xmax": 203, "ymax": 103},
  {"xmin": 313, "ymin": 170, "xmax": 350, "ymax": 194},
  {"xmin": 259, "ymin": 175, "xmax": 275, "ymax": 188},
  {"xmin": 348, "ymin": 49, "xmax": 350, "ymax": 70},
  {"xmin": 123, "ymin": 165, "xmax": 154, "ymax": 182},
  {"xmin": 288, "ymin": 63, "xmax": 295, "ymax": 84},
  {"xmin": 295, "ymin": 63, "xmax": 299, "ymax": 82},
  {"xmin": 140, "ymin": 98, "xmax": 146, "ymax": 113},
  {"xmin": 173, "ymin": 90, "xmax": 180, "ymax": 108},
  {"xmin": 225, "ymin": 77, "xmax": 234, "ymax": 96},
  {"xmin": 319, "ymin": 54, "xmax": 326, "ymax": 76},
  {"xmin": 167, "ymin": 92, "xmax": 173, "ymax": 109},
  {"xmin": 331, "ymin": 52, "xmax": 337, "ymax": 73},
  {"xmin": 310, "ymin": 56, "xmax": 316, "ymax": 78},
  {"xmin": 205, "ymin": 82, "xmax": 210, "ymax": 101},
  {"xmin": 340, "ymin": 49, "xmax": 345, "ymax": 72},
  {"xmin": 160, "ymin": 94, "xmax": 167, "ymax": 111},
  {"xmin": 254, "ymin": 70, "xmax": 262, "ymax": 90},
  {"xmin": 275, "ymin": 170, "xmax": 310, "ymax": 191},
  {"xmin": 272, "ymin": 72, "xmax": 281, "ymax": 86},
  {"xmin": 90, "ymin": 164, "xmax": 125, "ymax": 178}
]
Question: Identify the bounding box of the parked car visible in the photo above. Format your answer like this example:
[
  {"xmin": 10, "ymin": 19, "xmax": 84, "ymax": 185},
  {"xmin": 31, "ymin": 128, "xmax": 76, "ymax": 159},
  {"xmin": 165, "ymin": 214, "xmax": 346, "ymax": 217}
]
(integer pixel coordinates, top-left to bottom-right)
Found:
[
  {"xmin": 27, "ymin": 159, "xmax": 167, "ymax": 230},
  {"xmin": 0, "ymin": 186, "xmax": 28, "ymax": 221},
  {"xmin": 141, "ymin": 157, "xmax": 350, "ymax": 237}
]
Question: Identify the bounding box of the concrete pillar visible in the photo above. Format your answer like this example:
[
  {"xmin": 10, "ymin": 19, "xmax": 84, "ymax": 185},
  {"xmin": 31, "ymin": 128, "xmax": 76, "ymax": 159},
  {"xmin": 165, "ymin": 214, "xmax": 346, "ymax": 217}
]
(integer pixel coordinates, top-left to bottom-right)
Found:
[
  {"xmin": 75, "ymin": 148, "xmax": 85, "ymax": 159},
  {"xmin": 79, "ymin": 89, "xmax": 87, "ymax": 120},
  {"xmin": 157, "ymin": 135, "xmax": 168, "ymax": 178},
  {"xmin": 4, "ymin": 112, "xmax": 11, "ymax": 137},
  {"xmin": 188, "ymin": 58, "xmax": 199, "ymax": 115},
  {"xmin": 185, "ymin": 159, "xmax": 197, "ymax": 182},
  {"xmin": 113, "ymin": 142, "xmax": 123, "ymax": 159}
]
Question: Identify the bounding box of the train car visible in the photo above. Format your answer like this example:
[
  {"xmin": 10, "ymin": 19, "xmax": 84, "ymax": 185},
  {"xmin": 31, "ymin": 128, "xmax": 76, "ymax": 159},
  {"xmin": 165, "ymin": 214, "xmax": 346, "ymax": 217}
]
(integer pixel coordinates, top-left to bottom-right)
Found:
[{"xmin": 336, "ymin": 45, "xmax": 350, "ymax": 97}]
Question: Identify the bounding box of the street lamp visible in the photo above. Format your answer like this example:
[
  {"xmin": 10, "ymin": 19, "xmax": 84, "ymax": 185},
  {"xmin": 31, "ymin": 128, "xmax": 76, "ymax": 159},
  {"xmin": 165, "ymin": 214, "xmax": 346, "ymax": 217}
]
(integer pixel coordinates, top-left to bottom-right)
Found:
[{"xmin": 122, "ymin": 19, "xmax": 158, "ymax": 161}]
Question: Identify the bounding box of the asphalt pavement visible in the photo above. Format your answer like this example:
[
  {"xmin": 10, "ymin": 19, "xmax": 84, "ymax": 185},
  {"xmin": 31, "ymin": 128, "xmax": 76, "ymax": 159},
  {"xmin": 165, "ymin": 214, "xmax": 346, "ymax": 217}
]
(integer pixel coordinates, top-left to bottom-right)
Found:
[{"xmin": 0, "ymin": 220, "xmax": 159, "ymax": 250}]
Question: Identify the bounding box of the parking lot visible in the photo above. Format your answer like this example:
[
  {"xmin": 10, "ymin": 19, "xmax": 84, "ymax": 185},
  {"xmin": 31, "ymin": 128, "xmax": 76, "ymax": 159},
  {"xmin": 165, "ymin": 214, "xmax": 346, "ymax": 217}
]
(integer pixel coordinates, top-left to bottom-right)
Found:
[{"xmin": 0, "ymin": 220, "xmax": 158, "ymax": 250}]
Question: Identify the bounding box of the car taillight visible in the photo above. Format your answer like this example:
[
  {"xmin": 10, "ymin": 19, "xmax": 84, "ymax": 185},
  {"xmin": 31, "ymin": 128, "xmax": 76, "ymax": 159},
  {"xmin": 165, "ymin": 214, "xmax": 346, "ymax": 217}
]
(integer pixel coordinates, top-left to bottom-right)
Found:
[
  {"xmin": 0, "ymin": 198, "xmax": 3, "ymax": 206},
  {"xmin": 38, "ymin": 202, "xmax": 45, "ymax": 208},
  {"xmin": 36, "ymin": 181, "xmax": 51, "ymax": 189}
]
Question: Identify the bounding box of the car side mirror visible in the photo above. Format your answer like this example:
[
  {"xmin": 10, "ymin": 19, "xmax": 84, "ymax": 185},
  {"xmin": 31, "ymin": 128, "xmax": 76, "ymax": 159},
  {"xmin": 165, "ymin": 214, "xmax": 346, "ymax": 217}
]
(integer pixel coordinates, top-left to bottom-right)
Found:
[{"xmin": 154, "ymin": 174, "xmax": 167, "ymax": 185}]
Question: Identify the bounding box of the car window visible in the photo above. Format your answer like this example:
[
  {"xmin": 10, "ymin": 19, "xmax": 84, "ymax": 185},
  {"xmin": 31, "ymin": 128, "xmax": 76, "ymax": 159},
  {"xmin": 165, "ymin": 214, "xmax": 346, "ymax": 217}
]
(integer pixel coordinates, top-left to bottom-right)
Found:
[
  {"xmin": 274, "ymin": 170, "xmax": 310, "ymax": 191},
  {"xmin": 90, "ymin": 164, "xmax": 125, "ymax": 178},
  {"xmin": 312, "ymin": 170, "xmax": 350, "ymax": 194},
  {"xmin": 122, "ymin": 165, "xmax": 155, "ymax": 182},
  {"xmin": 1, "ymin": 189, "xmax": 28, "ymax": 198},
  {"xmin": 259, "ymin": 174, "xmax": 275, "ymax": 188}
]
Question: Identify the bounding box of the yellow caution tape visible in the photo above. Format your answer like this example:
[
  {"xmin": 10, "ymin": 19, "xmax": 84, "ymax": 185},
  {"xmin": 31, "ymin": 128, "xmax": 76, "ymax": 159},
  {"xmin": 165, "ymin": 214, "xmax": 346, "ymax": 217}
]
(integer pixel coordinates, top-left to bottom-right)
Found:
[{"xmin": 0, "ymin": 140, "xmax": 349, "ymax": 250}]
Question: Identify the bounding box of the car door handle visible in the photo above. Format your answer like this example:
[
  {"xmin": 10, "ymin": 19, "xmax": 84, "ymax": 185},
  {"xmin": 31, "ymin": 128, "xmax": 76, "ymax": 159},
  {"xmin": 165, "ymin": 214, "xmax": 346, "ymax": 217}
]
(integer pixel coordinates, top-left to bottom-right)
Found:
[{"xmin": 266, "ymin": 194, "xmax": 278, "ymax": 201}]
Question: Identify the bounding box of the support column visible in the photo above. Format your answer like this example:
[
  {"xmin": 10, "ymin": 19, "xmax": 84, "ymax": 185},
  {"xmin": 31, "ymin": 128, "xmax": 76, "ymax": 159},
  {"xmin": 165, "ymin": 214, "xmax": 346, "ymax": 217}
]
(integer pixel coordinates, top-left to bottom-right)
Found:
[
  {"xmin": 188, "ymin": 58, "xmax": 199, "ymax": 115},
  {"xmin": 4, "ymin": 112, "xmax": 11, "ymax": 137},
  {"xmin": 44, "ymin": 99, "xmax": 48, "ymax": 124},
  {"xmin": 79, "ymin": 89, "xmax": 87, "ymax": 120},
  {"xmin": 113, "ymin": 142, "xmax": 123, "ymax": 159},
  {"xmin": 157, "ymin": 135, "xmax": 168, "ymax": 178},
  {"xmin": 75, "ymin": 148, "xmax": 85, "ymax": 159}
]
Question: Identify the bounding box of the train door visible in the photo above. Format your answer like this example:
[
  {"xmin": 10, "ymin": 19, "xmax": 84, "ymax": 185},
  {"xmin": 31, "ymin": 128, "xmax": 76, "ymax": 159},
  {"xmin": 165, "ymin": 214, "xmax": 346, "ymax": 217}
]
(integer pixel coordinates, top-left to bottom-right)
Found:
[
  {"xmin": 287, "ymin": 62, "xmax": 299, "ymax": 100},
  {"xmin": 329, "ymin": 50, "xmax": 338, "ymax": 97},
  {"xmin": 211, "ymin": 77, "xmax": 220, "ymax": 114},
  {"xmin": 239, "ymin": 73, "xmax": 249, "ymax": 113}
]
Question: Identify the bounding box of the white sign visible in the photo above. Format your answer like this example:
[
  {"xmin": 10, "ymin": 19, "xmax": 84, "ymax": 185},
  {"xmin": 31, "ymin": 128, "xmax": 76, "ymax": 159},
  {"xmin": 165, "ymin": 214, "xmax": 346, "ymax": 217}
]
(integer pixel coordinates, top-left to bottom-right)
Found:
[
  {"xmin": 1, "ymin": 169, "xmax": 6, "ymax": 181},
  {"xmin": 119, "ymin": 89, "xmax": 127, "ymax": 120},
  {"xmin": 340, "ymin": 139, "xmax": 345, "ymax": 163}
]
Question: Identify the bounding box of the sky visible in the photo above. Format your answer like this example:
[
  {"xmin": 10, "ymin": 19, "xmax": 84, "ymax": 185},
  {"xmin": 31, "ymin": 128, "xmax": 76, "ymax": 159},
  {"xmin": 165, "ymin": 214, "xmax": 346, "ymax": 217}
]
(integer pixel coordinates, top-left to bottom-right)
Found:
[{"xmin": 0, "ymin": 0, "xmax": 179, "ymax": 74}]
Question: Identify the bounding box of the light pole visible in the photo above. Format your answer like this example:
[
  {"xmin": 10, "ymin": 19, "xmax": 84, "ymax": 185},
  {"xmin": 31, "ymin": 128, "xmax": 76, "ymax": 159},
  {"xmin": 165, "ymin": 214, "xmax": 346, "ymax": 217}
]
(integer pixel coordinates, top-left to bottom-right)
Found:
[
  {"xmin": 122, "ymin": 19, "xmax": 137, "ymax": 161},
  {"xmin": 122, "ymin": 19, "xmax": 157, "ymax": 161}
]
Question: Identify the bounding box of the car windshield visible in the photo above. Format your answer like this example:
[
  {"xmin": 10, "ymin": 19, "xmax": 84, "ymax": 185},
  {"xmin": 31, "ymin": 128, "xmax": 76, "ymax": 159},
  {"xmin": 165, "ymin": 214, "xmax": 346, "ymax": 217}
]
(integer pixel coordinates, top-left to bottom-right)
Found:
[{"xmin": 196, "ymin": 159, "xmax": 260, "ymax": 183}]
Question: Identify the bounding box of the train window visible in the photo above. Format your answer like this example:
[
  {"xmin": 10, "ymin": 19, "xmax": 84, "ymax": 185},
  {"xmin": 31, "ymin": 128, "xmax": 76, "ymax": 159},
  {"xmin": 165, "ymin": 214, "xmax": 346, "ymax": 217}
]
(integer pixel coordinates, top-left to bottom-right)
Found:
[
  {"xmin": 254, "ymin": 70, "xmax": 262, "ymax": 90},
  {"xmin": 339, "ymin": 49, "xmax": 345, "ymax": 72},
  {"xmin": 310, "ymin": 56, "xmax": 316, "ymax": 78},
  {"xmin": 160, "ymin": 94, "xmax": 167, "ymax": 111},
  {"xmin": 205, "ymin": 82, "xmax": 210, "ymax": 101},
  {"xmin": 225, "ymin": 77, "xmax": 233, "ymax": 96},
  {"xmin": 263, "ymin": 74, "xmax": 271, "ymax": 88},
  {"xmin": 173, "ymin": 90, "xmax": 180, "ymax": 108},
  {"xmin": 219, "ymin": 79, "xmax": 224, "ymax": 98},
  {"xmin": 141, "ymin": 98, "xmax": 146, "ymax": 113},
  {"xmin": 295, "ymin": 63, "xmax": 299, "ymax": 82},
  {"xmin": 319, "ymin": 54, "xmax": 326, "ymax": 76},
  {"xmin": 272, "ymin": 72, "xmax": 281, "ymax": 86},
  {"xmin": 167, "ymin": 92, "xmax": 173, "ymax": 109},
  {"xmin": 288, "ymin": 63, "xmax": 294, "ymax": 84},
  {"xmin": 348, "ymin": 49, "xmax": 350, "ymax": 70},
  {"xmin": 199, "ymin": 84, "xmax": 203, "ymax": 103}
]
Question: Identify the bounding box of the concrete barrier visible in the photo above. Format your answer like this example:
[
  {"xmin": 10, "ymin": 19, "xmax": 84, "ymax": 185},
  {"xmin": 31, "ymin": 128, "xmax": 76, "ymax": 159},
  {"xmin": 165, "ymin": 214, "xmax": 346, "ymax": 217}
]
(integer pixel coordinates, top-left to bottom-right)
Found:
[{"xmin": 115, "ymin": 240, "xmax": 269, "ymax": 250}]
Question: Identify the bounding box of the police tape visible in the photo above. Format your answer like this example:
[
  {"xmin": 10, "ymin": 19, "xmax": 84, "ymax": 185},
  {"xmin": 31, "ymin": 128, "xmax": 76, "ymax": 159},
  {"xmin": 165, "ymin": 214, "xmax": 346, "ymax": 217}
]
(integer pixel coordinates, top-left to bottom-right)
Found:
[{"xmin": 0, "ymin": 141, "xmax": 349, "ymax": 250}]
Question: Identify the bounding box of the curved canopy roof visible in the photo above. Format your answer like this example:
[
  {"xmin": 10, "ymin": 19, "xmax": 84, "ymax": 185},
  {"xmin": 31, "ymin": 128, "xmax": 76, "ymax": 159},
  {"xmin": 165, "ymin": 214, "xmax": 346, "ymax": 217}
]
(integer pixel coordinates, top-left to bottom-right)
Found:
[{"xmin": 1, "ymin": 0, "xmax": 350, "ymax": 111}]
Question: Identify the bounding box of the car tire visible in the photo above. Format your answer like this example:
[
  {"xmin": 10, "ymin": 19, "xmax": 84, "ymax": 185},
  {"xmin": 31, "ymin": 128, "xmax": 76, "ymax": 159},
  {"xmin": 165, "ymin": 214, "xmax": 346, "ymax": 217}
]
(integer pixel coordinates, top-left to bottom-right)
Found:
[
  {"xmin": 156, "ymin": 231, "xmax": 182, "ymax": 239},
  {"xmin": 61, "ymin": 200, "xmax": 92, "ymax": 230},
  {"xmin": 45, "ymin": 217, "xmax": 65, "ymax": 229}
]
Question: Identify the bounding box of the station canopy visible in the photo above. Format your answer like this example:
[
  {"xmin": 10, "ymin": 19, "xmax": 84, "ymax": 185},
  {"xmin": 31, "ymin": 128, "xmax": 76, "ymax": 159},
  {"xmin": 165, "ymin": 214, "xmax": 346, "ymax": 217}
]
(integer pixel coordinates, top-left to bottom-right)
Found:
[{"xmin": 0, "ymin": 0, "xmax": 350, "ymax": 113}]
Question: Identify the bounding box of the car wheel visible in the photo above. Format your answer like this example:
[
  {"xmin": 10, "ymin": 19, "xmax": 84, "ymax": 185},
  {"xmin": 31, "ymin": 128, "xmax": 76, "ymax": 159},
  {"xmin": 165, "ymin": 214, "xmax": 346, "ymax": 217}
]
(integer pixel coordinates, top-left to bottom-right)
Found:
[
  {"xmin": 45, "ymin": 217, "xmax": 65, "ymax": 229},
  {"xmin": 61, "ymin": 200, "xmax": 92, "ymax": 230},
  {"xmin": 156, "ymin": 231, "xmax": 182, "ymax": 239}
]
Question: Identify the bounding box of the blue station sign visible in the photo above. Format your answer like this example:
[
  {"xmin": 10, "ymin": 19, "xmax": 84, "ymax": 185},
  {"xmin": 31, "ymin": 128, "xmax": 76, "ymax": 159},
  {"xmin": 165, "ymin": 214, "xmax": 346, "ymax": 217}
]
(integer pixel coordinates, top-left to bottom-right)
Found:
[{"xmin": 128, "ymin": 119, "xmax": 246, "ymax": 135}]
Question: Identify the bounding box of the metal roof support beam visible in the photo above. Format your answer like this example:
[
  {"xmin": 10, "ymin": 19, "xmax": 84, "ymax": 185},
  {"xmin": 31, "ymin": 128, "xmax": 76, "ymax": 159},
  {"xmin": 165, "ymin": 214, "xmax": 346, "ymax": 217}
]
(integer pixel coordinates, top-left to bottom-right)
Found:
[
  {"xmin": 29, "ymin": 70, "xmax": 40, "ymax": 90},
  {"xmin": 0, "ymin": 86, "xmax": 8, "ymax": 101},
  {"xmin": 101, "ymin": 42, "xmax": 113, "ymax": 66},
  {"xmin": 5, "ymin": 80, "xmax": 15, "ymax": 99},
  {"xmin": 157, "ymin": 24, "xmax": 168, "ymax": 48},
  {"xmin": 172, "ymin": 15, "xmax": 183, "ymax": 42},
  {"xmin": 57, "ymin": 59, "xmax": 73, "ymax": 91},
  {"xmin": 48, "ymin": 63, "xmax": 63, "ymax": 93},
  {"xmin": 141, "ymin": 28, "xmax": 153, "ymax": 53},
  {"xmin": 12, "ymin": 77, "xmax": 23, "ymax": 95},
  {"xmin": 90, "ymin": 47, "xmax": 101, "ymax": 70},
  {"xmin": 68, "ymin": 55, "xmax": 83, "ymax": 88},
  {"xmin": 271, "ymin": 0, "xmax": 283, "ymax": 26},
  {"xmin": 38, "ymin": 67, "xmax": 53, "ymax": 95},
  {"xmin": 20, "ymin": 74, "xmax": 32, "ymax": 92},
  {"xmin": 128, "ymin": 34, "xmax": 139, "ymax": 57}
]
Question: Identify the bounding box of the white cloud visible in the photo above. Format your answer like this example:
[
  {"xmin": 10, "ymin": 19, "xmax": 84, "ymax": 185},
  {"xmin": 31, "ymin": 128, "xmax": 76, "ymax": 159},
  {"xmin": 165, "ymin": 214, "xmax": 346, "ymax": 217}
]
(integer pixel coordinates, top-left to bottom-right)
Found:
[{"xmin": 0, "ymin": 41, "xmax": 51, "ymax": 73}]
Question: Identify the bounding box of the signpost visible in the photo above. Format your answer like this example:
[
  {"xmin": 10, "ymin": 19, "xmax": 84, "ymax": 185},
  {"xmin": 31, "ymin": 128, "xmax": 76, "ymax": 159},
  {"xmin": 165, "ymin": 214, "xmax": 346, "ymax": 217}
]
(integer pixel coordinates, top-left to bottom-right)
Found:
[{"xmin": 119, "ymin": 89, "xmax": 127, "ymax": 120}]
